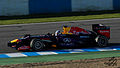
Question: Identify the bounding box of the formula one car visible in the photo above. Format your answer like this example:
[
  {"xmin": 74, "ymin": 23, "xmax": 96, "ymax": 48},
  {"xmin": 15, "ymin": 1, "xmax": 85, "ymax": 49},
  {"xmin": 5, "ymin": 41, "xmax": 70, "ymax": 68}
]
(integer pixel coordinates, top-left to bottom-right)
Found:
[{"xmin": 8, "ymin": 24, "xmax": 110, "ymax": 51}]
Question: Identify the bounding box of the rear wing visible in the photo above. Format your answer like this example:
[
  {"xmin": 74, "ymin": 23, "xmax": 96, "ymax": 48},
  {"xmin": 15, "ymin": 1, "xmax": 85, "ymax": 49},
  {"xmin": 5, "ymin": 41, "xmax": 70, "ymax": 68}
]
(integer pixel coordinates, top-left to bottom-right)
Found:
[{"xmin": 92, "ymin": 24, "xmax": 110, "ymax": 39}]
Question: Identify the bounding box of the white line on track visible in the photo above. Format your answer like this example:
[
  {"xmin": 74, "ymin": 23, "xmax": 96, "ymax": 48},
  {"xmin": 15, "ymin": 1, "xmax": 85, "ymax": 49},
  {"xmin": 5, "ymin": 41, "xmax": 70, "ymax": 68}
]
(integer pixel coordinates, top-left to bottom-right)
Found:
[
  {"xmin": 36, "ymin": 52, "xmax": 58, "ymax": 55},
  {"xmin": 0, "ymin": 18, "xmax": 120, "ymax": 27},
  {"xmin": 6, "ymin": 53, "xmax": 27, "ymax": 57}
]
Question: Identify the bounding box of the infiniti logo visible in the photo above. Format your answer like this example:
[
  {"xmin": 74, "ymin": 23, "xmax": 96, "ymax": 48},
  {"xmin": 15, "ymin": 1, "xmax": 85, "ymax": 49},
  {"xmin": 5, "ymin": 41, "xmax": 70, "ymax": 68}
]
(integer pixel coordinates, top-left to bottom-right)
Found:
[{"xmin": 63, "ymin": 38, "xmax": 71, "ymax": 43}]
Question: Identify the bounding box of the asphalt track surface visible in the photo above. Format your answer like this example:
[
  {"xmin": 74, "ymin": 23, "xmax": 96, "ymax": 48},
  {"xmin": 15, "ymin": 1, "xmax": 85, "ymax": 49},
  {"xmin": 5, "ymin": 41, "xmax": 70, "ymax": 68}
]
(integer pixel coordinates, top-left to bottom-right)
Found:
[{"xmin": 0, "ymin": 18, "xmax": 120, "ymax": 53}]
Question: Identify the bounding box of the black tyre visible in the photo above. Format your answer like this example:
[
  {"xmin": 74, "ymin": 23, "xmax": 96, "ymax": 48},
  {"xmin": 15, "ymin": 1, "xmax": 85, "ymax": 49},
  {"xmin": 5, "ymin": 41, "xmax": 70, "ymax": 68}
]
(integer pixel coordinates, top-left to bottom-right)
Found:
[
  {"xmin": 30, "ymin": 39, "xmax": 45, "ymax": 51},
  {"xmin": 95, "ymin": 35, "xmax": 108, "ymax": 47}
]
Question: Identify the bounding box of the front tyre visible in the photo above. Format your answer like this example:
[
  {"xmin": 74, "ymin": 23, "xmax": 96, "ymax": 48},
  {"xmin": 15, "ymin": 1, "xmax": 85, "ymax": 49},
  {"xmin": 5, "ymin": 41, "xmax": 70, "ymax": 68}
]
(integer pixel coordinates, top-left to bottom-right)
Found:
[
  {"xmin": 95, "ymin": 35, "xmax": 108, "ymax": 47},
  {"xmin": 30, "ymin": 39, "xmax": 45, "ymax": 51}
]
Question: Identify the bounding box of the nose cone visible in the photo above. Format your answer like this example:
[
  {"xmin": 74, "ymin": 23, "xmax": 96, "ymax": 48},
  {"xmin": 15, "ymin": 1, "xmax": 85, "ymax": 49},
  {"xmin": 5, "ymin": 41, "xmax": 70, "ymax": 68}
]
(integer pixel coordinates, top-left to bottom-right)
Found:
[{"xmin": 10, "ymin": 39, "xmax": 19, "ymax": 43}]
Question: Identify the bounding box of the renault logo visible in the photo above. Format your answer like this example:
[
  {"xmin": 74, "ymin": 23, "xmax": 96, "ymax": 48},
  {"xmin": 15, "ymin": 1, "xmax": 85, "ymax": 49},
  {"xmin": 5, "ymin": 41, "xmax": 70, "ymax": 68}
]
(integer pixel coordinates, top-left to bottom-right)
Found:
[{"xmin": 63, "ymin": 38, "xmax": 71, "ymax": 43}]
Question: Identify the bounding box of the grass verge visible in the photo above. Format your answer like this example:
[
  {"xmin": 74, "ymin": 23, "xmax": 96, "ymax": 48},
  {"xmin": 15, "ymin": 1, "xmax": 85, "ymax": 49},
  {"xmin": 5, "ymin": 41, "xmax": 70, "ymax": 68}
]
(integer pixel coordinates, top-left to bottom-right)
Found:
[
  {"xmin": 0, "ymin": 10, "xmax": 120, "ymax": 25},
  {"xmin": 0, "ymin": 50, "xmax": 120, "ymax": 65}
]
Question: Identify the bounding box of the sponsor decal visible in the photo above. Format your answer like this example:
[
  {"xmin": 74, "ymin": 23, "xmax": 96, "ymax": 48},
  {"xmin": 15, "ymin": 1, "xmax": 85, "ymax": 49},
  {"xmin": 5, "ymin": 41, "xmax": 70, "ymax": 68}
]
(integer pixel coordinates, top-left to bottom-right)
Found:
[
  {"xmin": 80, "ymin": 36, "xmax": 89, "ymax": 38},
  {"xmin": 60, "ymin": 43, "xmax": 74, "ymax": 46},
  {"xmin": 63, "ymin": 38, "xmax": 71, "ymax": 43},
  {"xmin": 100, "ymin": 30, "xmax": 110, "ymax": 33},
  {"xmin": 18, "ymin": 46, "xmax": 30, "ymax": 50}
]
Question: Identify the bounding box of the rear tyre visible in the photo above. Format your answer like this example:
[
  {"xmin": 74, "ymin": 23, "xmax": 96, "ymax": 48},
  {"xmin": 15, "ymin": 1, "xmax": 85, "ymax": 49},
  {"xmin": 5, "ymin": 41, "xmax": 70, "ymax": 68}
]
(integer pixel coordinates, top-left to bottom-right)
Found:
[
  {"xmin": 95, "ymin": 35, "xmax": 108, "ymax": 47},
  {"xmin": 30, "ymin": 39, "xmax": 45, "ymax": 51}
]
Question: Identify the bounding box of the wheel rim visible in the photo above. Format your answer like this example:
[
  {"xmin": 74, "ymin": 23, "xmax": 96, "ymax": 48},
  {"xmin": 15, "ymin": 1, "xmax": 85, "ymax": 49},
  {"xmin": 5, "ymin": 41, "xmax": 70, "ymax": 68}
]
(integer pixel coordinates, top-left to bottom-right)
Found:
[
  {"xmin": 34, "ymin": 41, "xmax": 43, "ymax": 49},
  {"xmin": 98, "ymin": 37, "xmax": 107, "ymax": 46}
]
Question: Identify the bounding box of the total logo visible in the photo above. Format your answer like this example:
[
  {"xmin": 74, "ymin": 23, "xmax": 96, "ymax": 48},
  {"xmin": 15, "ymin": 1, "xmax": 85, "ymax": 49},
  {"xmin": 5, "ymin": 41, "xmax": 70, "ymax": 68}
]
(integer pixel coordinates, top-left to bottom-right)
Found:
[{"xmin": 99, "ymin": 30, "xmax": 109, "ymax": 33}]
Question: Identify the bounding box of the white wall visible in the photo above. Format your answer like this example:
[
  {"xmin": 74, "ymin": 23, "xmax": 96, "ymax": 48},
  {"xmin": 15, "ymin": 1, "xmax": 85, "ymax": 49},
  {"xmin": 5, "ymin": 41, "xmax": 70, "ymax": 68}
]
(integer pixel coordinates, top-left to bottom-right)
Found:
[
  {"xmin": 0, "ymin": 0, "xmax": 29, "ymax": 16},
  {"xmin": 72, "ymin": 0, "xmax": 113, "ymax": 12}
]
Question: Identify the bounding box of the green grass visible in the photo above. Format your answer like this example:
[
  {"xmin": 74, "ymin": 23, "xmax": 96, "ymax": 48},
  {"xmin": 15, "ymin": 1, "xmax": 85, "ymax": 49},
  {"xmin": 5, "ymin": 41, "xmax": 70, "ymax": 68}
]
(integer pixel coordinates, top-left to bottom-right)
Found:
[
  {"xmin": 0, "ymin": 10, "xmax": 120, "ymax": 25},
  {"xmin": 1, "ymin": 50, "xmax": 120, "ymax": 65}
]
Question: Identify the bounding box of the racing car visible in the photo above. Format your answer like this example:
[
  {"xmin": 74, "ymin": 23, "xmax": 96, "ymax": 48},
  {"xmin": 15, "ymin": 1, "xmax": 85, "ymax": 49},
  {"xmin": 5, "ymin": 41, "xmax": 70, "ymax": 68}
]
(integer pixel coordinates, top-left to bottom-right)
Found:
[{"xmin": 8, "ymin": 24, "xmax": 110, "ymax": 51}]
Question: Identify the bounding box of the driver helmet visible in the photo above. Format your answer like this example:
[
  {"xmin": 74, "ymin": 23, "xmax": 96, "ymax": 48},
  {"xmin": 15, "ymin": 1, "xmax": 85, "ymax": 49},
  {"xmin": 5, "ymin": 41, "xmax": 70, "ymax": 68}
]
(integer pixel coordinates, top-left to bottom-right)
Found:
[
  {"xmin": 62, "ymin": 26, "xmax": 71, "ymax": 34},
  {"xmin": 55, "ymin": 30, "xmax": 61, "ymax": 36}
]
